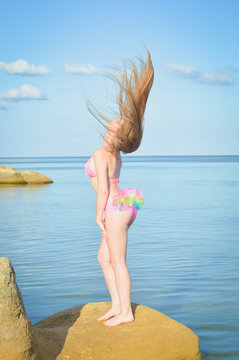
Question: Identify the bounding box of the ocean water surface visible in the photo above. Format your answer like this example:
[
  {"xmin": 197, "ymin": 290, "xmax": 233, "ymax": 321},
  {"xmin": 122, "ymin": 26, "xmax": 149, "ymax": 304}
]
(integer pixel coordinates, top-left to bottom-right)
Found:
[{"xmin": 0, "ymin": 155, "xmax": 239, "ymax": 359}]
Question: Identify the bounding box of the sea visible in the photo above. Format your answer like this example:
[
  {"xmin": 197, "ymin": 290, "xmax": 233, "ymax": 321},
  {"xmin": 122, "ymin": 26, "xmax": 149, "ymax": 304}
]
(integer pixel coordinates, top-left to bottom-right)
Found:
[{"xmin": 0, "ymin": 155, "xmax": 238, "ymax": 360}]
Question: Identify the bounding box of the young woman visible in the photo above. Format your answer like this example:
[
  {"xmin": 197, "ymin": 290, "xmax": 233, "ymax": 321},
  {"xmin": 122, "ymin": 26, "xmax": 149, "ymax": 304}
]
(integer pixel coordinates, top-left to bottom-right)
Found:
[{"xmin": 84, "ymin": 46, "xmax": 154, "ymax": 326}]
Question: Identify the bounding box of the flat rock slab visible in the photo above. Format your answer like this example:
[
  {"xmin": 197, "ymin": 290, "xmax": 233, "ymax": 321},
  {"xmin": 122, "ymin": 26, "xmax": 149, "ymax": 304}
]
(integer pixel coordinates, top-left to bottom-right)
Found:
[{"xmin": 32, "ymin": 302, "xmax": 201, "ymax": 360}]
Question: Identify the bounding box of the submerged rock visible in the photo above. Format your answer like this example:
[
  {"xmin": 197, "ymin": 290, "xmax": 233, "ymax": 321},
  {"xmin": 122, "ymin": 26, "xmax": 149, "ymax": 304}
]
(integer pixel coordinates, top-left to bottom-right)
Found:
[
  {"xmin": 0, "ymin": 257, "xmax": 36, "ymax": 360},
  {"xmin": 0, "ymin": 165, "xmax": 53, "ymax": 184},
  {"xmin": 0, "ymin": 257, "xmax": 201, "ymax": 360}
]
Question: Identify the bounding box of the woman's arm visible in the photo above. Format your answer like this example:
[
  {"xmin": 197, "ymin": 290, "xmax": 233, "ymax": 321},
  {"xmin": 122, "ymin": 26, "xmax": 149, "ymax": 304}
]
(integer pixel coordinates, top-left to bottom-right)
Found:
[{"xmin": 93, "ymin": 149, "xmax": 109, "ymax": 238}]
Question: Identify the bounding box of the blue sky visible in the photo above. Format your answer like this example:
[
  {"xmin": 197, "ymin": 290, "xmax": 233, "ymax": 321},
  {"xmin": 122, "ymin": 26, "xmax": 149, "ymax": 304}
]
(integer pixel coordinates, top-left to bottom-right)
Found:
[{"xmin": 0, "ymin": 0, "xmax": 238, "ymax": 157}]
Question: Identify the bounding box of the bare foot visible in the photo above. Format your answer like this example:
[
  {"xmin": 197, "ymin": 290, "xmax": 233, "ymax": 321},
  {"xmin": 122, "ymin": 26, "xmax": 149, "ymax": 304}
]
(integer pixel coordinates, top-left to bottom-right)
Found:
[
  {"xmin": 104, "ymin": 312, "xmax": 134, "ymax": 326},
  {"xmin": 97, "ymin": 307, "xmax": 120, "ymax": 321}
]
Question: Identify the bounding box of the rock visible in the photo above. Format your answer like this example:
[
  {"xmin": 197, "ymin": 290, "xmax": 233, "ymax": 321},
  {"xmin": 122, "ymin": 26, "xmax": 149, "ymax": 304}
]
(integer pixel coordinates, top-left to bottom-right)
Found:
[
  {"xmin": 0, "ymin": 257, "xmax": 201, "ymax": 360},
  {"xmin": 0, "ymin": 165, "xmax": 53, "ymax": 184},
  {"xmin": 32, "ymin": 302, "xmax": 201, "ymax": 360},
  {"xmin": 0, "ymin": 165, "xmax": 26, "ymax": 184},
  {"xmin": 21, "ymin": 170, "xmax": 53, "ymax": 184},
  {"xmin": 0, "ymin": 257, "xmax": 36, "ymax": 360}
]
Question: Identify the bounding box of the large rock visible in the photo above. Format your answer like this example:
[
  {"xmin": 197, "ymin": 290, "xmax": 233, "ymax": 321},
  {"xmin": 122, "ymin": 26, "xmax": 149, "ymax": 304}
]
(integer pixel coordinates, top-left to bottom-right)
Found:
[
  {"xmin": 32, "ymin": 302, "xmax": 201, "ymax": 360},
  {"xmin": 0, "ymin": 166, "xmax": 26, "ymax": 184},
  {"xmin": 0, "ymin": 257, "xmax": 201, "ymax": 360},
  {"xmin": 0, "ymin": 257, "xmax": 36, "ymax": 360},
  {"xmin": 21, "ymin": 170, "xmax": 53, "ymax": 184},
  {"xmin": 0, "ymin": 165, "xmax": 53, "ymax": 184}
]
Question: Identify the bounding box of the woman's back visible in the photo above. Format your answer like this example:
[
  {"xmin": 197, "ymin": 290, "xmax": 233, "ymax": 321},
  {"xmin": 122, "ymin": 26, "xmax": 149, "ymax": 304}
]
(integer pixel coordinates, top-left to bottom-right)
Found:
[{"xmin": 106, "ymin": 150, "xmax": 122, "ymax": 179}]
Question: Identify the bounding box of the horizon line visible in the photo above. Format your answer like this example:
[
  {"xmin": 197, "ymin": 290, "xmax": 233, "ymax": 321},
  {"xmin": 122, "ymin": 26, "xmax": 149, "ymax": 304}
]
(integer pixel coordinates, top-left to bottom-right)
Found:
[{"xmin": 0, "ymin": 154, "xmax": 239, "ymax": 159}]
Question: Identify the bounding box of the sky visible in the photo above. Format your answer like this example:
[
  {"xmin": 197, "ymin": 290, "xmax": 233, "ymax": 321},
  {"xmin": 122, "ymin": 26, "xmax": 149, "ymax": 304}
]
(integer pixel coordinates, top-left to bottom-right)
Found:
[{"xmin": 0, "ymin": 0, "xmax": 238, "ymax": 157}]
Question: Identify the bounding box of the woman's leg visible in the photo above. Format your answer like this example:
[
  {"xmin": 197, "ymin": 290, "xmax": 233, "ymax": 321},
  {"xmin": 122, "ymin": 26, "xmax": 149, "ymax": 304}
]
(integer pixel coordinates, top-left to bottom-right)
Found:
[
  {"xmin": 96, "ymin": 231, "xmax": 121, "ymax": 321},
  {"xmin": 104, "ymin": 208, "xmax": 135, "ymax": 326}
]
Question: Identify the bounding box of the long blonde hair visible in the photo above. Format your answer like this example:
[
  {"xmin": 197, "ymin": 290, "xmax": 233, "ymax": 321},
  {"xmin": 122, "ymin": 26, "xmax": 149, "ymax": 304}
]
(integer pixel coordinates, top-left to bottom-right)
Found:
[{"xmin": 85, "ymin": 45, "xmax": 154, "ymax": 155}]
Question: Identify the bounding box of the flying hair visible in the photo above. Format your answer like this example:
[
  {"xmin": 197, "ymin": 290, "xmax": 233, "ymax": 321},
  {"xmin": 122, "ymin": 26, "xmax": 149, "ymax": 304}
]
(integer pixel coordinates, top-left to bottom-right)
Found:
[{"xmin": 85, "ymin": 45, "xmax": 154, "ymax": 156}]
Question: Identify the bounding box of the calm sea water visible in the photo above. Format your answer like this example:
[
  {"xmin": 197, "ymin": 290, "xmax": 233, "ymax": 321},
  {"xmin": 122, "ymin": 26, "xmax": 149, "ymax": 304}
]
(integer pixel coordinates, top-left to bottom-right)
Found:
[{"xmin": 0, "ymin": 155, "xmax": 239, "ymax": 360}]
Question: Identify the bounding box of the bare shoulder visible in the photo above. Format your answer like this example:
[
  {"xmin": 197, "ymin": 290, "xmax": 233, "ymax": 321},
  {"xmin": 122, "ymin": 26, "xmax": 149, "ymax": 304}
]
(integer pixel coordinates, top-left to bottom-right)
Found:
[
  {"xmin": 93, "ymin": 147, "xmax": 121, "ymax": 163},
  {"xmin": 93, "ymin": 148, "xmax": 109, "ymax": 161}
]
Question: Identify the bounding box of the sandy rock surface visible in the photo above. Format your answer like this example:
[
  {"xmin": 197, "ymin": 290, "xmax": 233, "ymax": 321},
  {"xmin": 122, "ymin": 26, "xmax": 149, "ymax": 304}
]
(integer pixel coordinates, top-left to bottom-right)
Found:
[{"xmin": 32, "ymin": 301, "xmax": 201, "ymax": 360}]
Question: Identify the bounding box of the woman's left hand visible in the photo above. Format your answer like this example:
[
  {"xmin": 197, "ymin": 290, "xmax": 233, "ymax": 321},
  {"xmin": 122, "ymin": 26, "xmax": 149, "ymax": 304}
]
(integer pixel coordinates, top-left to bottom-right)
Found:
[{"xmin": 96, "ymin": 213, "xmax": 108, "ymax": 239}]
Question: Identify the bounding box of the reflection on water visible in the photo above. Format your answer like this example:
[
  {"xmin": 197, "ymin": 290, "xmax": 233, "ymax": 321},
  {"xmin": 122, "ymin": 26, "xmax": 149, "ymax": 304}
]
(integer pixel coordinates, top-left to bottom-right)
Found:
[
  {"xmin": 0, "ymin": 156, "xmax": 239, "ymax": 360},
  {"xmin": 0, "ymin": 183, "xmax": 52, "ymax": 192}
]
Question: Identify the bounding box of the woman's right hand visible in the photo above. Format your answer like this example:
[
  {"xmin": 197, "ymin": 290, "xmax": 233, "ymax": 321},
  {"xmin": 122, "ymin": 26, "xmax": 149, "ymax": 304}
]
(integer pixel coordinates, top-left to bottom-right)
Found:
[{"xmin": 96, "ymin": 214, "xmax": 108, "ymax": 240}]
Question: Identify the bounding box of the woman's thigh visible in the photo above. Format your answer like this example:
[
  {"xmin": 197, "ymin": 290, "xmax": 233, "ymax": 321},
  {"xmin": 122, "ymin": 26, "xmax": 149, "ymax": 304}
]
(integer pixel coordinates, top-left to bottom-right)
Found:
[
  {"xmin": 127, "ymin": 208, "xmax": 137, "ymax": 228},
  {"xmin": 105, "ymin": 209, "xmax": 132, "ymax": 263}
]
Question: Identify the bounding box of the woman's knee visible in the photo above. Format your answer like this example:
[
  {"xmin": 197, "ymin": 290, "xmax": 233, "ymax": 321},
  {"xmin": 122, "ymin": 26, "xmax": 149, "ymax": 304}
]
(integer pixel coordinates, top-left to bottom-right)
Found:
[
  {"xmin": 97, "ymin": 250, "xmax": 111, "ymax": 266},
  {"xmin": 110, "ymin": 257, "xmax": 126, "ymax": 269}
]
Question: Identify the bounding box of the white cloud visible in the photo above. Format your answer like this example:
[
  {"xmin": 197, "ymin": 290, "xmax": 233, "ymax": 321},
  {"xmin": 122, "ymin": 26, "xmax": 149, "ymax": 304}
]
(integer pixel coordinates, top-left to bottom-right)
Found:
[
  {"xmin": 167, "ymin": 62, "xmax": 200, "ymax": 78},
  {"xmin": 0, "ymin": 101, "xmax": 9, "ymax": 110},
  {"xmin": 167, "ymin": 62, "xmax": 235, "ymax": 85},
  {"xmin": 0, "ymin": 59, "xmax": 51, "ymax": 75},
  {"xmin": 64, "ymin": 62, "xmax": 137, "ymax": 79},
  {"xmin": 198, "ymin": 73, "xmax": 234, "ymax": 85},
  {"xmin": 0, "ymin": 84, "xmax": 45, "ymax": 101},
  {"xmin": 64, "ymin": 62, "xmax": 101, "ymax": 75}
]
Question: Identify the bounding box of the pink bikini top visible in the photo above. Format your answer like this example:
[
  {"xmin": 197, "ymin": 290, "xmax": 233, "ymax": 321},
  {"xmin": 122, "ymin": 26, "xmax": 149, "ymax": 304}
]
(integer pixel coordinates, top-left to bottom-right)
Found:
[{"xmin": 84, "ymin": 156, "xmax": 119, "ymax": 183}]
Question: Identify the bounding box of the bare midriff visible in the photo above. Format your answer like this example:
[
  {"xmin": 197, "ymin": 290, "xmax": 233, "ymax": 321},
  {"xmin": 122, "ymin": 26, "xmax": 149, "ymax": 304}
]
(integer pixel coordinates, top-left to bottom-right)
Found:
[{"xmin": 91, "ymin": 178, "xmax": 120, "ymax": 203}]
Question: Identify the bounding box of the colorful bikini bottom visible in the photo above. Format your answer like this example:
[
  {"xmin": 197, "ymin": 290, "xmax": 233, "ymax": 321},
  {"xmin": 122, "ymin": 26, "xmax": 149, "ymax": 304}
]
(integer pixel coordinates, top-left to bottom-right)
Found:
[{"xmin": 104, "ymin": 187, "xmax": 144, "ymax": 222}]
